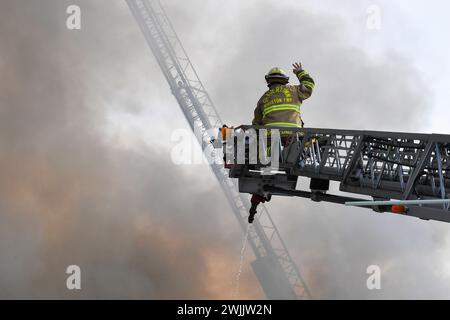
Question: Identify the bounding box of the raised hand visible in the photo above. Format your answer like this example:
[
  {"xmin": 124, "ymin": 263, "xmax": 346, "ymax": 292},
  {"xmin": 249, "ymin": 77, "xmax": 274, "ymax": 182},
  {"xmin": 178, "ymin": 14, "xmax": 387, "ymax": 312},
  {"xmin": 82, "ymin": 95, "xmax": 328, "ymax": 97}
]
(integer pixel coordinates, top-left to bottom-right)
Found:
[{"xmin": 292, "ymin": 62, "xmax": 303, "ymax": 74}]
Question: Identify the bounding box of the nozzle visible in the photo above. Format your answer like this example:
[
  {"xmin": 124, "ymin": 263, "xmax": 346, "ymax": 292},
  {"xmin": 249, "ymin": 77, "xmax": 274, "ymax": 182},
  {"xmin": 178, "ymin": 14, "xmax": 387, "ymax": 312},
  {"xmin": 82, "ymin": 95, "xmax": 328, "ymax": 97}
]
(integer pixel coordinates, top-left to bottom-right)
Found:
[
  {"xmin": 248, "ymin": 203, "xmax": 258, "ymax": 223},
  {"xmin": 248, "ymin": 194, "xmax": 271, "ymax": 223}
]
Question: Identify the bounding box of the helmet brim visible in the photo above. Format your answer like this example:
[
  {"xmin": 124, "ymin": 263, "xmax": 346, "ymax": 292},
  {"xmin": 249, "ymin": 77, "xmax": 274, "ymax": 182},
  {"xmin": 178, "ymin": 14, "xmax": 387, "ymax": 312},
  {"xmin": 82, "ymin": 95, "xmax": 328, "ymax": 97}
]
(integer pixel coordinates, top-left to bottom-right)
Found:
[{"xmin": 265, "ymin": 74, "xmax": 289, "ymax": 83}]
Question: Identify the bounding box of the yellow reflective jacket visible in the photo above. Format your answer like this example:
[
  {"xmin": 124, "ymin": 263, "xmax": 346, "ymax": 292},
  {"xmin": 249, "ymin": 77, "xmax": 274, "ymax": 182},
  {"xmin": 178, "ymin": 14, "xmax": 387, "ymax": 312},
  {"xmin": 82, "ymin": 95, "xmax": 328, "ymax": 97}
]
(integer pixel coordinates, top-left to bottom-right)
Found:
[{"xmin": 252, "ymin": 70, "xmax": 315, "ymax": 128}]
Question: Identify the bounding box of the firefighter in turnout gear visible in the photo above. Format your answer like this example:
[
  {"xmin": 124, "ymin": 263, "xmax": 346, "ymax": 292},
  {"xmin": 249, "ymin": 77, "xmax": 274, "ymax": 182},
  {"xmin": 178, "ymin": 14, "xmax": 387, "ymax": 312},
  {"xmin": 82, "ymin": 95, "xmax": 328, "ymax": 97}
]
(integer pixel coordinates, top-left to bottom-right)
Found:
[
  {"xmin": 248, "ymin": 62, "xmax": 315, "ymax": 223},
  {"xmin": 252, "ymin": 62, "xmax": 315, "ymax": 129}
]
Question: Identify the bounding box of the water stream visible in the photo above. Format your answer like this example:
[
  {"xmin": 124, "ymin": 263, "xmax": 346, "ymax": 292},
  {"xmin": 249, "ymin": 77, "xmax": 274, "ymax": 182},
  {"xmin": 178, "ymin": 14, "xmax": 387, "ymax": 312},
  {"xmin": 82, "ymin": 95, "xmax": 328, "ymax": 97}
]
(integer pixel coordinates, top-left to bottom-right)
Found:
[{"xmin": 232, "ymin": 223, "xmax": 251, "ymax": 299}]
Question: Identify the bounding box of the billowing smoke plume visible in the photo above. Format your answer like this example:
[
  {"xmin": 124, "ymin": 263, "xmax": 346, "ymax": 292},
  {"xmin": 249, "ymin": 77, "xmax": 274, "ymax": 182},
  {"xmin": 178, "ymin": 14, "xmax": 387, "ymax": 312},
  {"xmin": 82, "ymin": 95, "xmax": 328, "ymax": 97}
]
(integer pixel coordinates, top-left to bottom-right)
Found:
[
  {"xmin": 1, "ymin": 0, "xmax": 449, "ymax": 299},
  {"xmin": 0, "ymin": 0, "xmax": 259, "ymax": 299}
]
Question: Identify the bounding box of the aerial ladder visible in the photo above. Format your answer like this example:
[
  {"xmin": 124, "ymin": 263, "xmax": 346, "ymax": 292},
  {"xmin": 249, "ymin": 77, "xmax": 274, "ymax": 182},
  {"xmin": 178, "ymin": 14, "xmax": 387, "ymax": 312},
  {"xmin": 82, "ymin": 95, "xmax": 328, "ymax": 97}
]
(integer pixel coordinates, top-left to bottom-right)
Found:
[
  {"xmin": 216, "ymin": 125, "xmax": 450, "ymax": 223},
  {"xmin": 126, "ymin": 0, "xmax": 311, "ymax": 299}
]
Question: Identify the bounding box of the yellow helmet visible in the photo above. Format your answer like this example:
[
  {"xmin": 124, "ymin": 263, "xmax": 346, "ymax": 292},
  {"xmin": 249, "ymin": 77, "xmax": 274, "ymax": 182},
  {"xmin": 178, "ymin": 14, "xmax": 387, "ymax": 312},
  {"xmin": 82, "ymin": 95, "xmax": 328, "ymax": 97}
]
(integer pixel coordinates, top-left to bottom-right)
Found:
[{"xmin": 265, "ymin": 67, "xmax": 289, "ymax": 84}]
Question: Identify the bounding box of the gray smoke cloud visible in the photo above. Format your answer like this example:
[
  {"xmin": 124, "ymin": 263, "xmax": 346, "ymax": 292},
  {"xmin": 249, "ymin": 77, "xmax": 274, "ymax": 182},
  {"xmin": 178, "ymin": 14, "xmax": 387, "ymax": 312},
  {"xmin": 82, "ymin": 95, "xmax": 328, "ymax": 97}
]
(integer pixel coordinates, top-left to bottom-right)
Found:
[
  {"xmin": 0, "ymin": 0, "xmax": 260, "ymax": 299},
  {"xmin": 1, "ymin": 0, "xmax": 449, "ymax": 299}
]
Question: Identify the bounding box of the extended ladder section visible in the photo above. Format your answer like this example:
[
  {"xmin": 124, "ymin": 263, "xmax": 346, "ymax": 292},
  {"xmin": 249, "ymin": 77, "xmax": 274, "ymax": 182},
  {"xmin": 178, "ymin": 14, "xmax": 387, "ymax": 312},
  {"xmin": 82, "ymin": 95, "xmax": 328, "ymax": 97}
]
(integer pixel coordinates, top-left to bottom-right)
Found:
[
  {"xmin": 219, "ymin": 125, "xmax": 450, "ymax": 223},
  {"xmin": 126, "ymin": 0, "xmax": 311, "ymax": 299}
]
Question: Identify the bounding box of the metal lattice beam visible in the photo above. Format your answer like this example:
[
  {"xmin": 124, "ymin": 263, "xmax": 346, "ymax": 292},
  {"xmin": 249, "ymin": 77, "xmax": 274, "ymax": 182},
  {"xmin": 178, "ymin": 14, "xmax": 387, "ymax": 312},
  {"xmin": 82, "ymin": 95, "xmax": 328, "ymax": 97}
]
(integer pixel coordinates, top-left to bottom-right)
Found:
[
  {"xmin": 126, "ymin": 0, "xmax": 311, "ymax": 299},
  {"xmin": 226, "ymin": 126, "xmax": 450, "ymax": 223}
]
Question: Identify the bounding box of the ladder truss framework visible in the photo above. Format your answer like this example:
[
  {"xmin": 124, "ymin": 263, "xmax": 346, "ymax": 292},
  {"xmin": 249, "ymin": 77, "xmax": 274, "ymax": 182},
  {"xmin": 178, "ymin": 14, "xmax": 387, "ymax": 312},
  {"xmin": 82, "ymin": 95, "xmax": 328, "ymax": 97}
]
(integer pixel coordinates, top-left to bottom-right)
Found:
[
  {"xmin": 126, "ymin": 0, "xmax": 311, "ymax": 299},
  {"xmin": 221, "ymin": 125, "xmax": 450, "ymax": 223}
]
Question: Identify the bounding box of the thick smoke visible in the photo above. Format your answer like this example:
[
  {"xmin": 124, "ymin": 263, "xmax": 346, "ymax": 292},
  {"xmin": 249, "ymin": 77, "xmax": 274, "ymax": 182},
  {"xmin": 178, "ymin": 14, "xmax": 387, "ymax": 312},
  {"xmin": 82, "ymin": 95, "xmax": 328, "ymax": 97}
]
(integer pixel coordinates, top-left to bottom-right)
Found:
[
  {"xmin": 0, "ymin": 0, "xmax": 259, "ymax": 299},
  {"xmin": 1, "ymin": 0, "xmax": 449, "ymax": 299}
]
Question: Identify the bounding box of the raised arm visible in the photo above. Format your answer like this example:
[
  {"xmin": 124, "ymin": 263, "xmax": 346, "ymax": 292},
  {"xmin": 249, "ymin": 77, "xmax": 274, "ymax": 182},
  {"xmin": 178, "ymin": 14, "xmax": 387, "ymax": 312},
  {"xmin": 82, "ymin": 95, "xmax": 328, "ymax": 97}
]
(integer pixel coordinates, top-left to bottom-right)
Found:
[{"xmin": 292, "ymin": 62, "xmax": 315, "ymax": 100}]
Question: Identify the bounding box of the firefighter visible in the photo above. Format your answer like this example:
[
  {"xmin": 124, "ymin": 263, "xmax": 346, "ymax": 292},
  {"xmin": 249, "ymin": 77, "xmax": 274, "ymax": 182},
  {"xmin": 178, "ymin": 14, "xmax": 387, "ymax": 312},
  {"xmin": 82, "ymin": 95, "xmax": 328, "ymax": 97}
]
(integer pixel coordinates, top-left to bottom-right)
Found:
[
  {"xmin": 248, "ymin": 62, "xmax": 315, "ymax": 223},
  {"xmin": 252, "ymin": 62, "xmax": 315, "ymax": 130}
]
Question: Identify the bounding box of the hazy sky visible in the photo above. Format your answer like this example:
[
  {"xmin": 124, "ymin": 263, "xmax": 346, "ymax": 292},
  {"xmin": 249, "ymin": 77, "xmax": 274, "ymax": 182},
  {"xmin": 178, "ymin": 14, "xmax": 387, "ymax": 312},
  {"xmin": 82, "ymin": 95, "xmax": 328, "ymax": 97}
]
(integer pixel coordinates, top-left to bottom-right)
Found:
[{"xmin": 1, "ymin": 0, "xmax": 450, "ymax": 299}]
